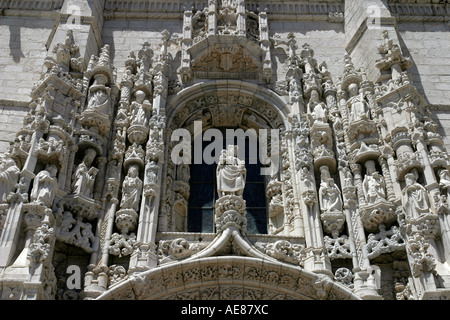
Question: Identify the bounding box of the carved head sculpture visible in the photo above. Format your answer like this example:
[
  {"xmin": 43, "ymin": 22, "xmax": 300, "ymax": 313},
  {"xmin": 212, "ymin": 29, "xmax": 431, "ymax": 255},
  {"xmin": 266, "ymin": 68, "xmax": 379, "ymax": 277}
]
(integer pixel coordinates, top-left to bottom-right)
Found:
[
  {"xmin": 83, "ymin": 148, "xmax": 97, "ymax": 167},
  {"xmin": 128, "ymin": 164, "xmax": 140, "ymax": 178},
  {"xmin": 135, "ymin": 90, "xmax": 146, "ymax": 104},
  {"xmin": 227, "ymin": 144, "xmax": 238, "ymax": 158},
  {"xmin": 404, "ymin": 172, "xmax": 417, "ymax": 186},
  {"xmin": 365, "ymin": 160, "xmax": 377, "ymax": 175},
  {"xmin": 327, "ymin": 178, "xmax": 335, "ymax": 187},
  {"xmin": 310, "ymin": 89, "xmax": 319, "ymax": 103},
  {"xmin": 93, "ymin": 73, "xmax": 108, "ymax": 87},
  {"xmin": 46, "ymin": 164, "xmax": 58, "ymax": 178},
  {"xmin": 348, "ymin": 83, "xmax": 359, "ymax": 97},
  {"xmin": 438, "ymin": 168, "xmax": 450, "ymax": 184},
  {"xmin": 320, "ymin": 165, "xmax": 331, "ymax": 182},
  {"xmin": 4, "ymin": 158, "xmax": 17, "ymax": 171}
]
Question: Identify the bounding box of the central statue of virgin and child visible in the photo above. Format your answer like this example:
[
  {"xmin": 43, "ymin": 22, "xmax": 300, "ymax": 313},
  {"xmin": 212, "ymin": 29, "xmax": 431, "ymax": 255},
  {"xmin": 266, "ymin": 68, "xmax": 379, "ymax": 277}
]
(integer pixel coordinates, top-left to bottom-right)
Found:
[{"xmin": 217, "ymin": 145, "xmax": 246, "ymax": 198}]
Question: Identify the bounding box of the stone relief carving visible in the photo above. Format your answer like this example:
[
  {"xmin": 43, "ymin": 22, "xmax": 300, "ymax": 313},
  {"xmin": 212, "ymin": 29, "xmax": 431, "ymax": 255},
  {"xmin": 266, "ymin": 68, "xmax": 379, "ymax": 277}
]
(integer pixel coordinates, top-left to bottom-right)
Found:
[
  {"xmin": 28, "ymin": 223, "xmax": 55, "ymax": 263},
  {"xmin": 366, "ymin": 224, "xmax": 405, "ymax": 260},
  {"xmin": 157, "ymin": 238, "xmax": 207, "ymax": 264},
  {"xmin": 256, "ymin": 240, "xmax": 305, "ymax": 266},
  {"xmin": 108, "ymin": 232, "xmax": 137, "ymax": 257},
  {"xmin": 324, "ymin": 235, "xmax": 352, "ymax": 260},
  {"xmin": 56, "ymin": 211, "xmax": 96, "ymax": 253}
]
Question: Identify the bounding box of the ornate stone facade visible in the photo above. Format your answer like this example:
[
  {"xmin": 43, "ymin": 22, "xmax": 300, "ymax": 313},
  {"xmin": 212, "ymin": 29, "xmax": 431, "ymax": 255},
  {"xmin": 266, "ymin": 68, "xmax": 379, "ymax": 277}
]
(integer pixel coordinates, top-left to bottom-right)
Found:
[{"xmin": 0, "ymin": 0, "xmax": 449, "ymax": 301}]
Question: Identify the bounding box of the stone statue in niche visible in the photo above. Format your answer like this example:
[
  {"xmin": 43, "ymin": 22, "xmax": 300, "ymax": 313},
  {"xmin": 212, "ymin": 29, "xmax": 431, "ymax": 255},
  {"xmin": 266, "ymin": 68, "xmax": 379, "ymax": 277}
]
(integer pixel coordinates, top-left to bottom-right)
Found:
[
  {"xmin": 318, "ymin": 166, "xmax": 342, "ymax": 213},
  {"xmin": 300, "ymin": 166, "xmax": 315, "ymax": 192},
  {"xmin": 31, "ymin": 164, "xmax": 58, "ymax": 207},
  {"xmin": 121, "ymin": 164, "xmax": 143, "ymax": 212},
  {"xmin": 177, "ymin": 163, "xmax": 190, "ymax": 183},
  {"xmin": 289, "ymin": 78, "xmax": 302, "ymax": 103},
  {"xmin": 0, "ymin": 158, "xmax": 20, "ymax": 203},
  {"xmin": 217, "ymin": 145, "xmax": 246, "ymax": 197},
  {"xmin": 438, "ymin": 168, "xmax": 450, "ymax": 192},
  {"xmin": 347, "ymin": 83, "xmax": 369, "ymax": 122},
  {"xmin": 146, "ymin": 161, "xmax": 159, "ymax": 185},
  {"xmin": 307, "ymin": 90, "xmax": 328, "ymax": 124},
  {"xmin": 342, "ymin": 167, "xmax": 354, "ymax": 187},
  {"xmin": 86, "ymin": 74, "xmax": 111, "ymax": 115},
  {"xmin": 130, "ymin": 90, "xmax": 148, "ymax": 127},
  {"xmin": 72, "ymin": 149, "xmax": 98, "ymax": 198},
  {"xmin": 402, "ymin": 169, "xmax": 430, "ymax": 219},
  {"xmin": 363, "ymin": 160, "xmax": 387, "ymax": 204}
]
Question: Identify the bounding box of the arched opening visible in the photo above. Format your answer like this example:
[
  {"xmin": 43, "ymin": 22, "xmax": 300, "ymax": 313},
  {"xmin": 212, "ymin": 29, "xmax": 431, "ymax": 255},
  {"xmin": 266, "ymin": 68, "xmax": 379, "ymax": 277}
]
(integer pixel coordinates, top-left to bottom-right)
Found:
[
  {"xmin": 187, "ymin": 127, "xmax": 268, "ymax": 234},
  {"xmin": 95, "ymin": 256, "xmax": 361, "ymax": 300},
  {"xmin": 162, "ymin": 81, "xmax": 289, "ymax": 236}
]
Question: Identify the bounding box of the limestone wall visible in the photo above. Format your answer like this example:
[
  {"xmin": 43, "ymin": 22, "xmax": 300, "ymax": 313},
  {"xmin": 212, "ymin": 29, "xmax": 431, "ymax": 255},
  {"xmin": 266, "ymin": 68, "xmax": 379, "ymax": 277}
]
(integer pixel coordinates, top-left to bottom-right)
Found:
[
  {"xmin": 397, "ymin": 21, "xmax": 450, "ymax": 106},
  {"xmin": 0, "ymin": 16, "xmax": 54, "ymax": 101},
  {"xmin": 0, "ymin": 102, "xmax": 29, "ymax": 154}
]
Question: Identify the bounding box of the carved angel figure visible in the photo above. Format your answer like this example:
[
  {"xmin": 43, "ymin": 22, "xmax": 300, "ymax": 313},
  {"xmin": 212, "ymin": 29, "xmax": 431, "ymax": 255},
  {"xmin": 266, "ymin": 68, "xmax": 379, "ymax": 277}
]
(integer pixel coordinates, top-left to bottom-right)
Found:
[{"xmin": 217, "ymin": 145, "xmax": 246, "ymax": 197}]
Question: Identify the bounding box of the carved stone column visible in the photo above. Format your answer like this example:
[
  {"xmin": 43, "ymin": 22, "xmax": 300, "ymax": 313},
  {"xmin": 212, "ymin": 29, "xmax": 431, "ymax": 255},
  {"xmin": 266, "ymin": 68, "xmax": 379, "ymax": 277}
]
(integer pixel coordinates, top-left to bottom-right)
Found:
[
  {"xmin": 0, "ymin": 196, "xmax": 25, "ymax": 268},
  {"xmin": 180, "ymin": 8, "xmax": 193, "ymax": 83},
  {"xmin": 208, "ymin": 0, "xmax": 217, "ymax": 36},
  {"xmin": 236, "ymin": 0, "xmax": 246, "ymax": 37},
  {"xmin": 259, "ymin": 10, "xmax": 272, "ymax": 83}
]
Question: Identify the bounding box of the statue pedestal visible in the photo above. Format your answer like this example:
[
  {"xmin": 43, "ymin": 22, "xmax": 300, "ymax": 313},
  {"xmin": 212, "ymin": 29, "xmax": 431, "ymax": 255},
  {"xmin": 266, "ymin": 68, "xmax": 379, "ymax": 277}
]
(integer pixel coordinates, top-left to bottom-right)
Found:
[
  {"xmin": 214, "ymin": 195, "xmax": 247, "ymax": 234},
  {"xmin": 128, "ymin": 242, "xmax": 158, "ymax": 273}
]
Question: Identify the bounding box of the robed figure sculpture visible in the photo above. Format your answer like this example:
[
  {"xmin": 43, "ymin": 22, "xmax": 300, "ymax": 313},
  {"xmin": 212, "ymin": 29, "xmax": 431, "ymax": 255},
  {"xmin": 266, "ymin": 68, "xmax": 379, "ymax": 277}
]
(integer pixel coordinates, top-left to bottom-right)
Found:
[{"xmin": 217, "ymin": 145, "xmax": 246, "ymax": 197}]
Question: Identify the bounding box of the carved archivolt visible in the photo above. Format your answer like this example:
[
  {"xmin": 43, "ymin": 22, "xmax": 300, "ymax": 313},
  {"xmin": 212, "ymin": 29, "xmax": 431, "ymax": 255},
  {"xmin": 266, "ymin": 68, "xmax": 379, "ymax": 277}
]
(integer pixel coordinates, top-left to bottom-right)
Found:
[
  {"xmin": 96, "ymin": 256, "xmax": 360, "ymax": 300},
  {"xmin": 167, "ymin": 81, "xmax": 288, "ymax": 132},
  {"xmin": 161, "ymin": 81, "xmax": 288, "ymax": 233}
]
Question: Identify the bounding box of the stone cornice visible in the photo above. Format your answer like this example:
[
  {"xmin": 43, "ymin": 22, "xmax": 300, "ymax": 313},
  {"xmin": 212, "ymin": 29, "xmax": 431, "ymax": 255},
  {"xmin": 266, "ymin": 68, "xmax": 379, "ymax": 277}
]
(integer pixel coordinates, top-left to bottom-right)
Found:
[
  {"xmin": 0, "ymin": 99, "xmax": 30, "ymax": 109},
  {"xmin": 103, "ymin": 0, "xmax": 345, "ymax": 21},
  {"xmin": 0, "ymin": 0, "xmax": 63, "ymax": 11},
  {"xmin": 387, "ymin": 0, "xmax": 450, "ymax": 22}
]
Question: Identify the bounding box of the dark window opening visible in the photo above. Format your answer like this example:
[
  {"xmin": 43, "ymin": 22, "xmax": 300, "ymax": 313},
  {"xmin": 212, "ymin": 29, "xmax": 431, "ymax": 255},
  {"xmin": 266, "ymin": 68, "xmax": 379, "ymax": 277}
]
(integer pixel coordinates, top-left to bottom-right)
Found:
[{"xmin": 187, "ymin": 128, "xmax": 268, "ymax": 234}]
